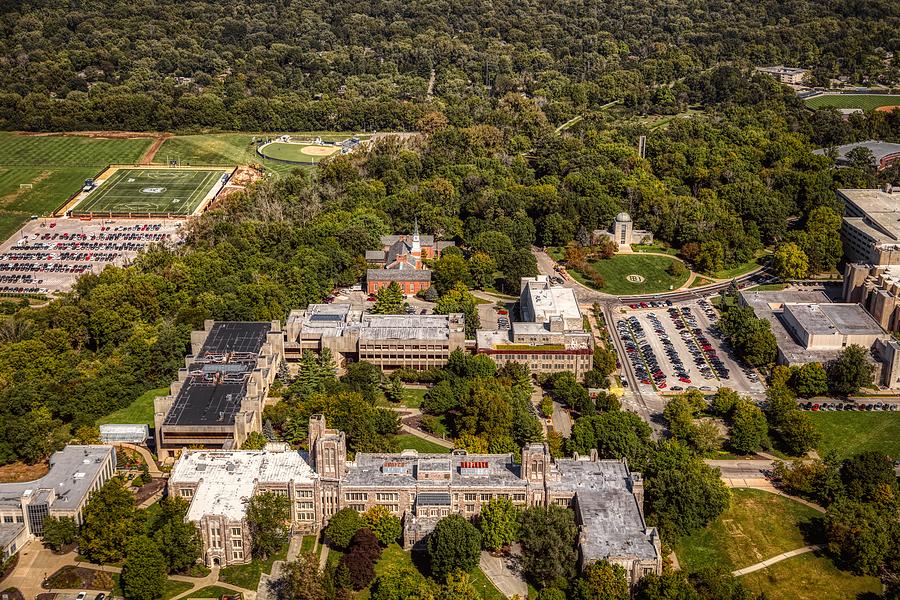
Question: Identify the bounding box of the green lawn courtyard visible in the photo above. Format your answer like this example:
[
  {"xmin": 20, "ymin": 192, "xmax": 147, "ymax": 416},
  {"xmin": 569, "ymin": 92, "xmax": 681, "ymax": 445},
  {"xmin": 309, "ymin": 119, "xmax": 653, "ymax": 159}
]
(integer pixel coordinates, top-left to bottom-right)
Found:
[
  {"xmin": 673, "ymin": 489, "xmax": 880, "ymax": 599},
  {"xmin": 807, "ymin": 411, "xmax": 900, "ymax": 459},
  {"xmin": 553, "ymin": 250, "xmax": 690, "ymax": 295},
  {"xmin": 218, "ymin": 544, "xmax": 287, "ymax": 589},
  {"xmin": 392, "ymin": 434, "xmax": 451, "ymax": 454}
]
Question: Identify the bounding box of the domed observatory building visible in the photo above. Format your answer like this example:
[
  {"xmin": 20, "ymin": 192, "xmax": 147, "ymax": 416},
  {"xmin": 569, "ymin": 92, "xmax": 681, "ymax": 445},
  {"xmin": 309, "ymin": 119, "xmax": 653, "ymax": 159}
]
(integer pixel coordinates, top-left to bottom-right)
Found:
[{"xmin": 592, "ymin": 212, "xmax": 653, "ymax": 249}]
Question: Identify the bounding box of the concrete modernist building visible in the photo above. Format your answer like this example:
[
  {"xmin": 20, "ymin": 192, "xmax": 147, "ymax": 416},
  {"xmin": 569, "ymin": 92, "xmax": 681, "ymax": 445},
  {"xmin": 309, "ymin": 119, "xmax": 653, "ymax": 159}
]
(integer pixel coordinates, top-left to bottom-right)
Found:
[
  {"xmin": 739, "ymin": 290, "xmax": 900, "ymax": 386},
  {"xmin": 477, "ymin": 276, "xmax": 594, "ymax": 379},
  {"xmin": 844, "ymin": 262, "xmax": 900, "ymax": 332},
  {"xmin": 154, "ymin": 321, "xmax": 285, "ymax": 460},
  {"xmin": 592, "ymin": 213, "xmax": 653, "ymax": 249},
  {"xmin": 0, "ymin": 445, "xmax": 116, "ymax": 560},
  {"xmin": 756, "ymin": 66, "xmax": 810, "ymax": 84},
  {"xmin": 837, "ymin": 187, "xmax": 900, "ymax": 265},
  {"xmin": 284, "ymin": 303, "xmax": 466, "ymax": 372},
  {"xmin": 365, "ymin": 229, "xmax": 455, "ymax": 295},
  {"xmin": 814, "ymin": 141, "xmax": 900, "ymax": 171},
  {"xmin": 171, "ymin": 416, "xmax": 661, "ymax": 585}
]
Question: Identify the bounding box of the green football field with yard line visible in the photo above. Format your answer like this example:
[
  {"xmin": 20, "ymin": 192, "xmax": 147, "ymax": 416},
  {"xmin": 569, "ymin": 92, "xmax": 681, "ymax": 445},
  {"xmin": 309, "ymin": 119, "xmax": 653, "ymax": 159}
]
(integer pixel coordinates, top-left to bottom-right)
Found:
[{"xmin": 804, "ymin": 94, "xmax": 900, "ymax": 111}]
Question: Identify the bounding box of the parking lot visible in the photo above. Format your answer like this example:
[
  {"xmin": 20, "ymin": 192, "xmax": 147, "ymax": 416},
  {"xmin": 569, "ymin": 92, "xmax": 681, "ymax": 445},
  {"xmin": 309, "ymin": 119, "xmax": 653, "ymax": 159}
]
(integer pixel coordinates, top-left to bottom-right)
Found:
[
  {"xmin": 0, "ymin": 217, "xmax": 185, "ymax": 295},
  {"xmin": 615, "ymin": 298, "xmax": 765, "ymax": 396}
]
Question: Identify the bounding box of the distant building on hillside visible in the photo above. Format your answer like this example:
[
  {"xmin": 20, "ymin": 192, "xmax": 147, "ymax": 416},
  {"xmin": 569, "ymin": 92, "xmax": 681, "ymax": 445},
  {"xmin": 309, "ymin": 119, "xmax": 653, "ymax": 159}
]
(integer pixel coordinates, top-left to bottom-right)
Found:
[
  {"xmin": 153, "ymin": 320, "xmax": 284, "ymax": 460},
  {"xmin": 592, "ymin": 213, "xmax": 653, "ymax": 249},
  {"xmin": 476, "ymin": 276, "xmax": 594, "ymax": 379},
  {"xmin": 365, "ymin": 226, "xmax": 455, "ymax": 295},
  {"xmin": 756, "ymin": 66, "xmax": 809, "ymax": 84}
]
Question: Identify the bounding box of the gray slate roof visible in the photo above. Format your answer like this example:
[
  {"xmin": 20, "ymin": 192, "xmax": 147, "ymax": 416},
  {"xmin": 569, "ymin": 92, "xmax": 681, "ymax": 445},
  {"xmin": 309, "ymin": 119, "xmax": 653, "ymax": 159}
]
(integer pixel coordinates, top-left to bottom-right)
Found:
[{"xmin": 366, "ymin": 268, "xmax": 432, "ymax": 282}]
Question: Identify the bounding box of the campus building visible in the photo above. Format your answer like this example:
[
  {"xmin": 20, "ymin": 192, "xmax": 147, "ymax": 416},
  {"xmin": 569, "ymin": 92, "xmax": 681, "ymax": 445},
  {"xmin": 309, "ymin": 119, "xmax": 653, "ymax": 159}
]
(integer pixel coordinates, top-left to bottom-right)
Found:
[
  {"xmin": 0, "ymin": 445, "xmax": 116, "ymax": 560},
  {"xmin": 813, "ymin": 141, "xmax": 900, "ymax": 171},
  {"xmin": 283, "ymin": 303, "xmax": 466, "ymax": 372},
  {"xmin": 837, "ymin": 187, "xmax": 900, "ymax": 265},
  {"xmin": 365, "ymin": 229, "xmax": 455, "ymax": 295},
  {"xmin": 154, "ymin": 321, "xmax": 285, "ymax": 460},
  {"xmin": 592, "ymin": 213, "xmax": 653, "ymax": 249},
  {"xmin": 476, "ymin": 276, "xmax": 594, "ymax": 379},
  {"xmin": 739, "ymin": 290, "xmax": 900, "ymax": 387},
  {"xmin": 756, "ymin": 66, "xmax": 809, "ymax": 84},
  {"xmin": 170, "ymin": 416, "xmax": 662, "ymax": 585}
]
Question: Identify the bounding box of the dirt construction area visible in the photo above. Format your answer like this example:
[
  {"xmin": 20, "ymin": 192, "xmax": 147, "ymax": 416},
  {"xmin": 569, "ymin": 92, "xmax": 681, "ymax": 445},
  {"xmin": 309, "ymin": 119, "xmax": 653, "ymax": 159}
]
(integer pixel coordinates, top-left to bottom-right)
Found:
[
  {"xmin": 0, "ymin": 217, "xmax": 184, "ymax": 295},
  {"xmin": 615, "ymin": 298, "xmax": 765, "ymax": 398}
]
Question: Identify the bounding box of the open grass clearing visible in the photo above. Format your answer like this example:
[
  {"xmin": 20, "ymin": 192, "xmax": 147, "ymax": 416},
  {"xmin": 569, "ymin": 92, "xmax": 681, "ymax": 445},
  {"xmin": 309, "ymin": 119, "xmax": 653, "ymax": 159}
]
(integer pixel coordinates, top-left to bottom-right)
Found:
[
  {"xmin": 804, "ymin": 93, "xmax": 900, "ymax": 111},
  {"xmin": 218, "ymin": 543, "xmax": 287, "ymax": 589},
  {"xmin": 673, "ymin": 488, "xmax": 821, "ymax": 572},
  {"xmin": 583, "ymin": 254, "xmax": 690, "ymax": 295},
  {"xmin": 97, "ymin": 387, "xmax": 169, "ymax": 427},
  {"xmin": 392, "ymin": 434, "xmax": 451, "ymax": 454},
  {"xmin": 710, "ymin": 252, "xmax": 769, "ymax": 280},
  {"xmin": 807, "ymin": 411, "xmax": 900, "ymax": 459},
  {"xmin": 738, "ymin": 550, "xmax": 881, "ymax": 600},
  {"xmin": 183, "ymin": 585, "xmax": 236, "ymax": 599}
]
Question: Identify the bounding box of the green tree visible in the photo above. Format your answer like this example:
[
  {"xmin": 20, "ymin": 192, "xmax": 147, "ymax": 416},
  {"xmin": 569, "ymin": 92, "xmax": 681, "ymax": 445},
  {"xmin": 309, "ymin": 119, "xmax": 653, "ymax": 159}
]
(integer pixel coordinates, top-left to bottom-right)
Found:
[
  {"xmin": 427, "ymin": 514, "xmax": 482, "ymax": 580},
  {"xmin": 149, "ymin": 496, "xmax": 201, "ymax": 574},
  {"xmin": 519, "ymin": 505, "xmax": 578, "ymax": 583},
  {"xmin": 827, "ymin": 345, "xmax": 874, "ymax": 396},
  {"xmin": 434, "ymin": 282, "xmax": 481, "ymax": 338},
  {"xmin": 370, "ymin": 565, "xmax": 432, "ymax": 600},
  {"xmin": 274, "ymin": 552, "xmax": 327, "ymax": 600},
  {"xmin": 645, "ymin": 441, "xmax": 731, "ymax": 537},
  {"xmin": 433, "ymin": 253, "xmax": 472, "ymax": 294},
  {"xmin": 326, "ymin": 508, "xmax": 363, "ymax": 550},
  {"xmin": 78, "ymin": 478, "xmax": 136, "ymax": 563},
  {"xmin": 634, "ymin": 570, "xmax": 696, "ymax": 600},
  {"xmin": 592, "ymin": 346, "xmax": 617, "ymax": 379},
  {"xmin": 74, "ymin": 425, "xmax": 101, "ymax": 445},
  {"xmin": 729, "ymin": 400, "xmax": 768, "ymax": 454},
  {"xmin": 573, "ymin": 560, "xmax": 629, "ymax": 600},
  {"xmin": 567, "ymin": 411, "xmax": 653, "ymax": 468},
  {"xmin": 478, "ymin": 497, "xmax": 519, "ymax": 551},
  {"xmin": 772, "ymin": 242, "xmax": 809, "ymax": 280},
  {"xmin": 120, "ymin": 535, "xmax": 167, "ymax": 600},
  {"xmin": 41, "ymin": 516, "xmax": 78, "ymax": 551},
  {"xmin": 241, "ymin": 431, "xmax": 268, "ymax": 450},
  {"xmin": 373, "ymin": 282, "xmax": 406, "ymax": 314},
  {"xmin": 824, "ymin": 497, "xmax": 898, "ymax": 575},
  {"xmin": 663, "ymin": 394, "xmax": 696, "ymax": 442},
  {"xmin": 710, "ymin": 388, "xmax": 740, "ymax": 417},
  {"xmin": 246, "ymin": 491, "xmax": 290, "ymax": 559},
  {"xmin": 791, "ymin": 362, "xmax": 828, "ymax": 398},
  {"xmin": 840, "ymin": 451, "xmax": 899, "ymax": 502},
  {"xmin": 764, "ymin": 383, "xmax": 797, "ymax": 428},
  {"xmin": 382, "ymin": 375, "xmax": 406, "ymax": 404},
  {"xmin": 468, "ymin": 252, "xmax": 497, "ymax": 290},
  {"xmin": 363, "ymin": 505, "xmax": 402, "ymax": 546},
  {"xmin": 778, "ymin": 411, "xmax": 821, "ymax": 456}
]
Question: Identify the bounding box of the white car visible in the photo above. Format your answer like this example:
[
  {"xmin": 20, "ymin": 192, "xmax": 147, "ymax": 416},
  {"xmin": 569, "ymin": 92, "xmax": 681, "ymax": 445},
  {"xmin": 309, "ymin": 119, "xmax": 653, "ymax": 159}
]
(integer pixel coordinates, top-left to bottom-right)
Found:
[{"xmin": 77, "ymin": 593, "xmax": 87, "ymax": 600}]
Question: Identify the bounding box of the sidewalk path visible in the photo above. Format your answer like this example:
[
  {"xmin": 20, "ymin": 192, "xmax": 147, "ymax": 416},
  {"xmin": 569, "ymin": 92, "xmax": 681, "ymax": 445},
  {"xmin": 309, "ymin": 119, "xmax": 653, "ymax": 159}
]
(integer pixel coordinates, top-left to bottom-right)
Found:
[
  {"xmin": 388, "ymin": 407, "xmax": 455, "ymax": 449},
  {"xmin": 479, "ymin": 551, "xmax": 527, "ymax": 598},
  {"xmin": 115, "ymin": 443, "xmax": 162, "ymax": 477},
  {"xmin": 732, "ymin": 545, "xmax": 823, "ymax": 577}
]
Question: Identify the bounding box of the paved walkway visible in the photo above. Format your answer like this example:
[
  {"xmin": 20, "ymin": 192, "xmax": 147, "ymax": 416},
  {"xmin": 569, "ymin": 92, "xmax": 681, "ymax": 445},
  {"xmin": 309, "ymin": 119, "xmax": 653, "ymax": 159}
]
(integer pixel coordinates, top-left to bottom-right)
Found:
[
  {"xmin": 389, "ymin": 407, "xmax": 455, "ymax": 449},
  {"xmin": 479, "ymin": 551, "xmax": 527, "ymax": 599},
  {"xmin": 732, "ymin": 545, "xmax": 823, "ymax": 577},
  {"xmin": 114, "ymin": 443, "xmax": 162, "ymax": 477}
]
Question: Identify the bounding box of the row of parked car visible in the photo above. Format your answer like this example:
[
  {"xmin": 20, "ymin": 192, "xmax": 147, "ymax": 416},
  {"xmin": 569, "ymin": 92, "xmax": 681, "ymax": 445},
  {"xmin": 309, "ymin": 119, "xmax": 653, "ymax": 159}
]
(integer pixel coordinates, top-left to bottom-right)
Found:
[
  {"xmin": 646, "ymin": 312, "xmax": 689, "ymax": 386},
  {"xmin": 669, "ymin": 307, "xmax": 730, "ymax": 380},
  {"xmin": 617, "ymin": 316, "xmax": 667, "ymax": 389},
  {"xmin": 800, "ymin": 402, "xmax": 898, "ymax": 411}
]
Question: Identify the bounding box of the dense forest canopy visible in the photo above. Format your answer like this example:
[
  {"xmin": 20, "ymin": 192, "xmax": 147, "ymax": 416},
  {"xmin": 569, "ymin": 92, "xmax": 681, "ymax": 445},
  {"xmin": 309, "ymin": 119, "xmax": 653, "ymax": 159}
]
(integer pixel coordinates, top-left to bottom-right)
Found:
[{"xmin": 0, "ymin": 0, "xmax": 897, "ymax": 131}]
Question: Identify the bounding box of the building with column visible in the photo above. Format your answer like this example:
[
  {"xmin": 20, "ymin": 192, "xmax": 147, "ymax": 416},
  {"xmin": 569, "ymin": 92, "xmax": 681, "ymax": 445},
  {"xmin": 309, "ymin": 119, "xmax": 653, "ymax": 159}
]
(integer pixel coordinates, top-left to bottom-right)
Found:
[
  {"xmin": 173, "ymin": 416, "xmax": 662, "ymax": 585},
  {"xmin": 476, "ymin": 276, "xmax": 594, "ymax": 379},
  {"xmin": 0, "ymin": 445, "xmax": 116, "ymax": 560},
  {"xmin": 283, "ymin": 303, "xmax": 466, "ymax": 372},
  {"xmin": 154, "ymin": 320, "xmax": 285, "ymax": 460},
  {"xmin": 592, "ymin": 213, "xmax": 653, "ymax": 249}
]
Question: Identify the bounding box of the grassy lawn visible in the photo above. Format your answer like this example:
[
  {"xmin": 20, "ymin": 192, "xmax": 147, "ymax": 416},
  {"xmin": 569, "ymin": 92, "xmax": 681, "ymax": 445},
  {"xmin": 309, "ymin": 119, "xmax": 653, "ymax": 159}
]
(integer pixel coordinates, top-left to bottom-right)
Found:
[
  {"xmin": 673, "ymin": 489, "xmax": 821, "ymax": 572},
  {"xmin": 711, "ymin": 252, "xmax": 768, "ymax": 280},
  {"xmin": 690, "ymin": 276, "xmax": 714, "ymax": 288},
  {"xmin": 582, "ymin": 254, "xmax": 690, "ymax": 295},
  {"xmin": 97, "ymin": 387, "xmax": 169, "ymax": 427},
  {"xmin": 468, "ymin": 567, "xmax": 507, "ymax": 600},
  {"xmin": 300, "ymin": 535, "xmax": 317, "ymax": 554},
  {"xmin": 183, "ymin": 585, "xmax": 235, "ymax": 599},
  {"xmin": 392, "ymin": 434, "xmax": 451, "ymax": 454},
  {"xmin": 750, "ymin": 283, "xmax": 788, "ymax": 291},
  {"xmin": 0, "ymin": 132, "xmax": 152, "ymax": 240},
  {"xmin": 218, "ymin": 544, "xmax": 287, "ymax": 590},
  {"xmin": 403, "ymin": 387, "xmax": 426, "ymax": 409},
  {"xmin": 631, "ymin": 242, "xmax": 679, "ymax": 256},
  {"xmin": 807, "ymin": 412, "xmax": 900, "ymax": 459},
  {"xmin": 739, "ymin": 551, "xmax": 881, "ymax": 600},
  {"xmin": 357, "ymin": 544, "xmax": 416, "ymax": 600},
  {"xmin": 805, "ymin": 93, "xmax": 900, "ymax": 111}
]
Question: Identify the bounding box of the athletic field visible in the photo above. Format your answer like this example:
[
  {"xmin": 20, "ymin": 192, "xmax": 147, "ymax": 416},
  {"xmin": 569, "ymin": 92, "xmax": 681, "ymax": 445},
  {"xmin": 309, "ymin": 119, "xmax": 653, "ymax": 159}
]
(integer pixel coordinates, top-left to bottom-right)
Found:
[
  {"xmin": 72, "ymin": 167, "xmax": 227, "ymax": 216},
  {"xmin": 257, "ymin": 140, "xmax": 343, "ymax": 164},
  {"xmin": 804, "ymin": 94, "xmax": 900, "ymax": 111}
]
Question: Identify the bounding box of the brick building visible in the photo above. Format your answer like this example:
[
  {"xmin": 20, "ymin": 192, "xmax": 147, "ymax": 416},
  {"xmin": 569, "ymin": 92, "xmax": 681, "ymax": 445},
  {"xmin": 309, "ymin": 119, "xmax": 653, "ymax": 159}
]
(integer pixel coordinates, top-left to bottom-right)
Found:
[{"xmin": 365, "ymin": 228, "xmax": 455, "ymax": 295}]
